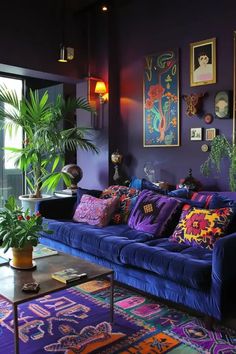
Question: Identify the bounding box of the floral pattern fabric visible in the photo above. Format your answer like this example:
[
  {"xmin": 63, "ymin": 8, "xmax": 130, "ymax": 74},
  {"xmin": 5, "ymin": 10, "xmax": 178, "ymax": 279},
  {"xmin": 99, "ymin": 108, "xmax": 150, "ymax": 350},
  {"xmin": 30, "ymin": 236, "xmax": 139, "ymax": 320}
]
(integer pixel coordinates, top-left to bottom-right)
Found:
[
  {"xmin": 169, "ymin": 207, "xmax": 234, "ymax": 250},
  {"xmin": 100, "ymin": 185, "xmax": 140, "ymax": 224}
]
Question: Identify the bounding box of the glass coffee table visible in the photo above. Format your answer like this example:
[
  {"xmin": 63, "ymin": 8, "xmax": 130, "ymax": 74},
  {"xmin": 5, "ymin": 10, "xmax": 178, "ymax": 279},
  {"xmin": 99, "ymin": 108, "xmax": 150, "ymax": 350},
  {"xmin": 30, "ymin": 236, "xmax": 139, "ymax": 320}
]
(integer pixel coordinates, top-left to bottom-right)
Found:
[{"xmin": 0, "ymin": 252, "xmax": 114, "ymax": 354}]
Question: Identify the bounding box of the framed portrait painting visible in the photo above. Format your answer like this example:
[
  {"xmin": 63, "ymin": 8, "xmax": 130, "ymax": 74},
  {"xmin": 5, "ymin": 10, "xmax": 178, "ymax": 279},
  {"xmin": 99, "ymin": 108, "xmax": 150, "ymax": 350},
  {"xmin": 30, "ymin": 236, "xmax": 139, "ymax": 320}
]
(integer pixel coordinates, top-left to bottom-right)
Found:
[
  {"xmin": 190, "ymin": 38, "xmax": 216, "ymax": 87},
  {"xmin": 143, "ymin": 49, "xmax": 179, "ymax": 147}
]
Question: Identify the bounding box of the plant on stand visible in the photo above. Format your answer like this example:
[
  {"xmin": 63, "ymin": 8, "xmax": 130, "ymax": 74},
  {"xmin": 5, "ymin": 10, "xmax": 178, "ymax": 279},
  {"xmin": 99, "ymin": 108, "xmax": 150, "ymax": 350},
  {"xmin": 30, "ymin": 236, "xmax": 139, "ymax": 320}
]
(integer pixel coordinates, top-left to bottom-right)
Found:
[
  {"xmin": 0, "ymin": 196, "xmax": 52, "ymax": 269},
  {"xmin": 0, "ymin": 85, "xmax": 98, "ymax": 203},
  {"xmin": 200, "ymin": 135, "xmax": 236, "ymax": 191}
]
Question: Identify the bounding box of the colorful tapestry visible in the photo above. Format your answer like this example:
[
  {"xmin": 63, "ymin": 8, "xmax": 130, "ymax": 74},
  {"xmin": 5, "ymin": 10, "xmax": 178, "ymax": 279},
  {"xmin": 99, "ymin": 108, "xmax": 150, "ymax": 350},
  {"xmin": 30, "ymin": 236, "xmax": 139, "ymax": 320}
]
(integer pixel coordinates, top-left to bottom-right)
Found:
[
  {"xmin": 0, "ymin": 280, "xmax": 235, "ymax": 353},
  {"xmin": 144, "ymin": 50, "xmax": 179, "ymax": 147}
]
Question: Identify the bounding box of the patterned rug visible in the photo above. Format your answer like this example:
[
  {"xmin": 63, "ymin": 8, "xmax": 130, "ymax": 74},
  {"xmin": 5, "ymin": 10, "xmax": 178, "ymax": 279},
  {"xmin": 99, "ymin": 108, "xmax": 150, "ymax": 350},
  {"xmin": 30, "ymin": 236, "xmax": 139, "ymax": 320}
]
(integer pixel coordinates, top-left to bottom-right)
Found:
[{"xmin": 0, "ymin": 280, "xmax": 236, "ymax": 353}]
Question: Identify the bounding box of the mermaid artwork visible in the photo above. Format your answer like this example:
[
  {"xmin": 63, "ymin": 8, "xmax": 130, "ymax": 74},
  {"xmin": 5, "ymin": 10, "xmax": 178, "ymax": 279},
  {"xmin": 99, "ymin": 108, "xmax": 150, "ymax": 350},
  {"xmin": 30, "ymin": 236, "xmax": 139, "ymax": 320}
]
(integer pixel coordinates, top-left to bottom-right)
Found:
[{"xmin": 144, "ymin": 51, "xmax": 179, "ymax": 147}]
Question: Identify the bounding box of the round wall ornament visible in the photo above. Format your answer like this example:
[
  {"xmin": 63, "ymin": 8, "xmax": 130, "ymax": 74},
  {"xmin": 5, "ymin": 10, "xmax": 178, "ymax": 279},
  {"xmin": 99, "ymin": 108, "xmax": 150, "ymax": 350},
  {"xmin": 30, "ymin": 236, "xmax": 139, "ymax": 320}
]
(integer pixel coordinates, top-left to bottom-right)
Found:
[
  {"xmin": 204, "ymin": 113, "xmax": 213, "ymax": 124},
  {"xmin": 201, "ymin": 144, "xmax": 209, "ymax": 152}
]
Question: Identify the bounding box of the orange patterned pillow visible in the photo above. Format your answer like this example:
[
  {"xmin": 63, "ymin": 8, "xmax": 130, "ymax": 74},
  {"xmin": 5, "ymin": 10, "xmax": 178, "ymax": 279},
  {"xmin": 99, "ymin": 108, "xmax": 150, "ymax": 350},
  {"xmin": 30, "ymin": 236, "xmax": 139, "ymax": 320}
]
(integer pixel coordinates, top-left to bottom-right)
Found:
[{"xmin": 169, "ymin": 207, "xmax": 234, "ymax": 250}]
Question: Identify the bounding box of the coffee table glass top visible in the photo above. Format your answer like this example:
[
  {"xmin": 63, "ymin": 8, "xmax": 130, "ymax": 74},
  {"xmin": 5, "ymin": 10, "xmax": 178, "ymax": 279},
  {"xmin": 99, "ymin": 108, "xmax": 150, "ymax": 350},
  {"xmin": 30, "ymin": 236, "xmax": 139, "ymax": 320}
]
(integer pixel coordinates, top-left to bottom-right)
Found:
[{"xmin": 0, "ymin": 253, "xmax": 113, "ymax": 304}]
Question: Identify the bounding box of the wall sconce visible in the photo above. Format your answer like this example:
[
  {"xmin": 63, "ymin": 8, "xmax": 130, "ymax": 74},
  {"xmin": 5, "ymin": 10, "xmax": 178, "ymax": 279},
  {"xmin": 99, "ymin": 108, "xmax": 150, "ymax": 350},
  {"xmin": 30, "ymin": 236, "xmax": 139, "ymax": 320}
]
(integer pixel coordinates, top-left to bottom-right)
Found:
[
  {"xmin": 58, "ymin": 45, "xmax": 74, "ymax": 63},
  {"xmin": 95, "ymin": 81, "xmax": 108, "ymax": 104}
]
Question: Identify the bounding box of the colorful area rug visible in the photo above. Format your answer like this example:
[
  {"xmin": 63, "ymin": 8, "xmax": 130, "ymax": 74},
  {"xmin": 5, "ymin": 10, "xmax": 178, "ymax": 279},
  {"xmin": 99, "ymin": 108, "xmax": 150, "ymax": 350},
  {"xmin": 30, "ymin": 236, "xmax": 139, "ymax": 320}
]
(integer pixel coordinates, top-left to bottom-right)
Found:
[{"xmin": 0, "ymin": 280, "xmax": 236, "ymax": 353}]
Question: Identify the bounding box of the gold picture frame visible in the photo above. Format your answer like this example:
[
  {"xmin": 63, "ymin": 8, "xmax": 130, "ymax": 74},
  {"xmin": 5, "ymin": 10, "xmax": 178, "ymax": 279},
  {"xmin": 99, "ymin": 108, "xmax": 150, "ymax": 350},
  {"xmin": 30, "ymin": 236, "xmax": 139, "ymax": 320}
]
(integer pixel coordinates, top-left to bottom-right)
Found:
[
  {"xmin": 206, "ymin": 128, "xmax": 216, "ymax": 141},
  {"xmin": 190, "ymin": 38, "xmax": 216, "ymax": 87}
]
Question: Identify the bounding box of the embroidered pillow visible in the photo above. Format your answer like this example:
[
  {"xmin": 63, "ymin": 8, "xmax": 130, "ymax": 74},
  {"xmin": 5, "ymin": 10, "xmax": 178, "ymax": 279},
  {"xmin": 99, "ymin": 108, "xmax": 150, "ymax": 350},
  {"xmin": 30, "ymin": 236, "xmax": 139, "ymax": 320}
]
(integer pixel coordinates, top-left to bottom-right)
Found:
[
  {"xmin": 169, "ymin": 207, "xmax": 234, "ymax": 250},
  {"xmin": 76, "ymin": 187, "xmax": 102, "ymax": 207},
  {"xmin": 128, "ymin": 190, "xmax": 182, "ymax": 237},
  {"xmin": 100, "ymin": 185, "xmax": 140, "ymax": 224},
  {"xmin": 73, "ymin": 194, "xmax": 118, "ymax": 227}
]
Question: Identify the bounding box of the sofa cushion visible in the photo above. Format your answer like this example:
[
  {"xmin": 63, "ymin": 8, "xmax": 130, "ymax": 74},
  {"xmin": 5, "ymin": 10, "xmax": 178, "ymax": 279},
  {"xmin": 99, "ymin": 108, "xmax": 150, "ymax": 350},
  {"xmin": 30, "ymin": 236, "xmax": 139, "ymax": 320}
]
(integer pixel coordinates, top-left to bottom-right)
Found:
[
  {"xmin": 170, "ymin": 207, "xmax": 235, "ymax": 250},
  {"xmin": 168, "ymin": 187, "xmax": 190, "ymax": 198},
  {"xmin": 41, "ymin": 220, "xmax": 155, "ymax": 264},
  {"xmin": 119, "ymin": 238, "xmax": 212, "ymax": 290},
  {"xmin": 207, "ymin": 193, "xmax": 236, "ymax": 209},
  {"xmin": 208, "ymin": 193, "xmax": 236, "ymax": 233},
  {"xmin": 72, "ymin": 187, "xmax": 102, "ymax": 215},
  {"xmin": 190, "ymin": 192, "xmax": 215, "ymax": 208},
  {"xmin": 76, "ymin": 187, "xmax": 102, "ymax": 207},
  {"xmin": 73, "ymin": 195, "xmax": 118, "ymax": 227},
  {"xmin": 128, "ymin": 190, "xmax": 182, "ymax": 237},
  {"xmin": 129, "ymin": 177, "xmax": 166, "ymax": 194},
  {"xmin": 100, "ymin": 185, "xmax": 140, "ymax": 224}
]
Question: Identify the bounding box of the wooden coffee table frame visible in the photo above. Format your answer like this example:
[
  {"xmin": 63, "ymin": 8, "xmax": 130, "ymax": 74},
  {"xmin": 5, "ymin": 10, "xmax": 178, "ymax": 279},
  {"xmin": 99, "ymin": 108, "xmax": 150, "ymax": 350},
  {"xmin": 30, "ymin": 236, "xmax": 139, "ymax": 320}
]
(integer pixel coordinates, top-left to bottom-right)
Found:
[{"xmin": 0, "ymin": 253, "xmax": 114, "ymax": 354}]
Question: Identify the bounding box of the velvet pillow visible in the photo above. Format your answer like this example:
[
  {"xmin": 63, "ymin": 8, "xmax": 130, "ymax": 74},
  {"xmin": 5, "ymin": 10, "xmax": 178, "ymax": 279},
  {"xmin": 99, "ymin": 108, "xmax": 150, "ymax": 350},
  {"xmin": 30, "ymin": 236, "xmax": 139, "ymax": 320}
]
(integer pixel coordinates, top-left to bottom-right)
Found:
[
  {"xmin": 190, "ymin": 192, "xmax": 215, "ymax": 208},
  {"xmin": 129, "ymin": 177, "xmax": 142, "ymax": 190},
  {"xmin": 208, "ymin": 193, "xmax": 236, "ymax": 209},
  {"xmin": 128, "ymin": 190, "xmax": 182, "ymax": 237},
  {"xmin": 168, "ymin": 187, "xmax": 190, "ymax": 198},
  {"xmin": 73, "ymin": 194, "xmax": 118, "ymax": 227},
  {"xmin": 169, "ymin": 207, "xmax": 235, "ymax": 250},
  {"xmin": 100, "ymin": 185, "xmax": 140, "ymax": 224}
]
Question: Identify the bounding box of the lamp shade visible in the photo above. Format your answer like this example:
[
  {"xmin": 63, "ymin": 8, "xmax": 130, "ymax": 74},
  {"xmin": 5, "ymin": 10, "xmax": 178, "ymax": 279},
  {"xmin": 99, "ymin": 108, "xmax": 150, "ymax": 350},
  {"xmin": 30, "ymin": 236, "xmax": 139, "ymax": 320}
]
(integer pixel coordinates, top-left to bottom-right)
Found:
[
  {"xmin": 95, "ymin": 81, "xmax": 106, "ymax": 94},
  {"xmin": 58, "ymin": 46, "xmax": 68, "ymax": 63}
]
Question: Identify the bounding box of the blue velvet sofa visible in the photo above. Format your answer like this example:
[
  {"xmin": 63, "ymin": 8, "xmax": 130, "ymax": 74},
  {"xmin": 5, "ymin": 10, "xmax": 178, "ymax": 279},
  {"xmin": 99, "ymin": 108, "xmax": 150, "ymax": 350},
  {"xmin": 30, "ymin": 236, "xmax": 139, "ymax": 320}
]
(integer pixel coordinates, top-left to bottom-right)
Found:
[{"xmin": 37, "ymin": 191, "xmax": 236, "ymax": 322}]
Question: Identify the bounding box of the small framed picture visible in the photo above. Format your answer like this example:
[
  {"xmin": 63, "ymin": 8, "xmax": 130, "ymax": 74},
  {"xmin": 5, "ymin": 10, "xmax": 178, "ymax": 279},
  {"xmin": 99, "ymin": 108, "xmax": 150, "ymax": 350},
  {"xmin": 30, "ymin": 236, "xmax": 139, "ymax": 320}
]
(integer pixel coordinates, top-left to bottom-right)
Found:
[
  {"xmin": 190, "ymin": 127, "xmax": 202, "ymax": 141},
  {"xmin": 206, "ymin": 128, "xmax": 216, "ymax": 141},
  {"xmin": 190, "ymin": 37, "xmax": 216, "ymax": 87}
]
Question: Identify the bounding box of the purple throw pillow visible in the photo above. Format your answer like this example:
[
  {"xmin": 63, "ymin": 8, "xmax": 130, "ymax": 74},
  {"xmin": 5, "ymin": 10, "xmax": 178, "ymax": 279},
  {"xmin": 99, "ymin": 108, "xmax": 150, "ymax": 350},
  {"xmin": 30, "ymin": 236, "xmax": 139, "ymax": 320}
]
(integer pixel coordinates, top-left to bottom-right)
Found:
[
  {"xmin": 73, "ymin": 194, "xmax": 118, "ymax": 227},
  {"xmin": 128, "ymin": 190, "xmax": 182, "ymax": 237}
]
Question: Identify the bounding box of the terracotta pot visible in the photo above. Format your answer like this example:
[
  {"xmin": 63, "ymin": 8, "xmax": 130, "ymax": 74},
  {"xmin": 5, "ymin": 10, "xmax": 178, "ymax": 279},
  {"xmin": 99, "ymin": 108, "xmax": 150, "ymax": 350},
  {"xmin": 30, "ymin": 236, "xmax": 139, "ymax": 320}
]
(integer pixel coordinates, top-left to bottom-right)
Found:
[{"xmin": 12, "ymin": 245, "xmax": 33, "ymax": 269}]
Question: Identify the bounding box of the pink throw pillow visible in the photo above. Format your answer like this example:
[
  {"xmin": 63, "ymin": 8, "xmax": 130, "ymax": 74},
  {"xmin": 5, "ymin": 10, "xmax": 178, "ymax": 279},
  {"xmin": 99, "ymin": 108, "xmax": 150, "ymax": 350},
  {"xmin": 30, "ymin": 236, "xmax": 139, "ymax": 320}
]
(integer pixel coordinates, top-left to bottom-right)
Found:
[{"xmin": 73, "ymin": 194, "xmax": 118, "ymax": 227}]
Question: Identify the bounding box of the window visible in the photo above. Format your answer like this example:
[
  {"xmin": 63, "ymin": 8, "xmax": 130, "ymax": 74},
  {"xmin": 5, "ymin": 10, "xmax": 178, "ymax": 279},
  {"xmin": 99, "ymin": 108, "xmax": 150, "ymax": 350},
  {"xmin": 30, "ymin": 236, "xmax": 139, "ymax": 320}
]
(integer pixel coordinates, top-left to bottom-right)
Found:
[{"xmin": 0, "ymin": 76, "xmax": 23, "ymax": 207}]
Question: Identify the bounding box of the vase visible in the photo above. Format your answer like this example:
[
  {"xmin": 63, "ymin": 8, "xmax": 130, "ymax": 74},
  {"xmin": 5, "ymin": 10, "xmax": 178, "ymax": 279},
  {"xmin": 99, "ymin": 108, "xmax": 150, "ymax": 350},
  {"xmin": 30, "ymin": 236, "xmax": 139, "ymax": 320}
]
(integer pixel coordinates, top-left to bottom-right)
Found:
[
  {"xmin": 19, "ymin": 194, "xmax": 52, "ymax": 214},
  {"xmin": 11, "ymin": 245, "xmax": 34, "ymax": 269}
]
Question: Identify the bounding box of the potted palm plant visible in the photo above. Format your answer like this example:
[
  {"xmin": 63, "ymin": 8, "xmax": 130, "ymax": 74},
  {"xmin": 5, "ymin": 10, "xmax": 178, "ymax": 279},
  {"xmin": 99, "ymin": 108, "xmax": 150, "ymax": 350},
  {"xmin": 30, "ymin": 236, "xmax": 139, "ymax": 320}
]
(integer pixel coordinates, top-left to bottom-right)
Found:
[
  {"xmin": 200, "ymin": 135, "xmax": 236, "ymax": 191},
  {"xmin": 0, "ymin": 196, "xmax": 52, "ymax": 269},
  {"xmin": 0, "ymin": 85, "xmax": 98, "ymax": 209}
]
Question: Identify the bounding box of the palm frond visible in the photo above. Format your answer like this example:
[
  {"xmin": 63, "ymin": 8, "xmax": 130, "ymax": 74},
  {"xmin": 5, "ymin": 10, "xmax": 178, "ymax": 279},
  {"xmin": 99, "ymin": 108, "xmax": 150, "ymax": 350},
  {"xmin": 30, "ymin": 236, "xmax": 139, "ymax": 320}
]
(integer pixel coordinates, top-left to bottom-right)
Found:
[{"xmin": 0, "ymin": 85, "xmax": 20, "ymax": 110}]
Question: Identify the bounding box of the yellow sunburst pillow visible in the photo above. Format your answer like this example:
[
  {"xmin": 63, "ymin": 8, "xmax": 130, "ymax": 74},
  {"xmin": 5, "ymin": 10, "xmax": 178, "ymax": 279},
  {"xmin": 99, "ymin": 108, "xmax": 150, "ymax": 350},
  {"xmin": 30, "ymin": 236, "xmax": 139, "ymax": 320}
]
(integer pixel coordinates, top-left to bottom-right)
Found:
[{"xmin": 169, "ymin": 207, "xmax": 235, "ymax": 250}]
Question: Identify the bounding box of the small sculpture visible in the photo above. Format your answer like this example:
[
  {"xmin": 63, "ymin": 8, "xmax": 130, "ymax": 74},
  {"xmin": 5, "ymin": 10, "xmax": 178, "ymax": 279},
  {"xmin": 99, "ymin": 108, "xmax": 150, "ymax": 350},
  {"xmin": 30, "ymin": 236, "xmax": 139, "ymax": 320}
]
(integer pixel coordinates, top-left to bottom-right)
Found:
[
  {"xmin": 111, "ymin": 150, "xmax": 123, "ymax": 184},
  {"xmin": 143, "ymin": 161, "xmax": 156, "ymax": 182},
  {"xmin": 61, "ymin": 164, "xmax": 83, "ymax": 190},
  {"xmin": 183, "ymin": 93, "xmax": 205, "ymax": 116},
  {"xmin": 178, "ymin": 168, "xmax": 202, "ymax": 191}
]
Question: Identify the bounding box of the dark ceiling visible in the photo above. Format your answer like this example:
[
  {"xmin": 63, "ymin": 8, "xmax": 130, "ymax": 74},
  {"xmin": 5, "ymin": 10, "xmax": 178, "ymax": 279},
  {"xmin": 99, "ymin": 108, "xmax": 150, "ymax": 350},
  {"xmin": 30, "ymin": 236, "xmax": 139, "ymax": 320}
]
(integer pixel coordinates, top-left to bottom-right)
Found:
[{"xmin": 68, "ymin": 0, "xmax": 107, "ymax": 13}]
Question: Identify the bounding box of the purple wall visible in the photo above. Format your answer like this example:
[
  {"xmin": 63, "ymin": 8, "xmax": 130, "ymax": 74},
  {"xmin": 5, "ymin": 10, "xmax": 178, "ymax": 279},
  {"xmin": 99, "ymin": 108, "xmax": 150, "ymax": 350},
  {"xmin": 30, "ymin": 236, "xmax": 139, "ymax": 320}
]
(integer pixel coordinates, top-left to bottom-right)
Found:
[
  {"xmin": 1, "ymin": 1, "xmax": 236, "ymax": 191},
  {"xmin": 107, "ymin": 0, "xmax": 236, "ymax": 191}
]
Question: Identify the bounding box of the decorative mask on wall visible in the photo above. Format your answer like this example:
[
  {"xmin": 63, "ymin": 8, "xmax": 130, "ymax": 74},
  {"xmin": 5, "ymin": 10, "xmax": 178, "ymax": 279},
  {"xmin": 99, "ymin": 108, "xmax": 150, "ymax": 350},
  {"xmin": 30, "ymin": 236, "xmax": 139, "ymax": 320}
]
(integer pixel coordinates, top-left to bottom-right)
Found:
[{"xmin": 183, "ymin": 93, "xmax": 205, "ymax": 116}]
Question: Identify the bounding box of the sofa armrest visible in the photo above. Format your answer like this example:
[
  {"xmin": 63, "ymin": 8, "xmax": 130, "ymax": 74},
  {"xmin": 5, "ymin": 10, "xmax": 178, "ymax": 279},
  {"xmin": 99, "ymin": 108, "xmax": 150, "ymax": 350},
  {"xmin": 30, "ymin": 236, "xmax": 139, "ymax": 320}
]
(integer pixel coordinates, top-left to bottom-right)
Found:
[
  {"xmin": 212, "ymin": 232, "xmax": 236, "ymax": 282},
  {"xmin": 211, "ymin": 232, "xmax": 236, "ymax": 315},
  {"xmin": 36, "ymin": 196, "xmax": 77, "ymax": 220}
]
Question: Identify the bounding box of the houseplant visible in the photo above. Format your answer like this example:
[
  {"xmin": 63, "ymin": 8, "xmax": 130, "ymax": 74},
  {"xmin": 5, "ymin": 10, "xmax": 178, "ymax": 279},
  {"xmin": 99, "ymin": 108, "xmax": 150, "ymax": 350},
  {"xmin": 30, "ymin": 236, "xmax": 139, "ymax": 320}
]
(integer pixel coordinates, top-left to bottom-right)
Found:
[
  {"xmin": 0, "ymin": 195, "xmax": 53, "ymax": 268},
  {"xmin": 200, "ymin": 135, "xmax": 236, "ymax": 191},
  {"xmin": 0, "ymin": 85, "xmax": 98, "ymax": 200}
]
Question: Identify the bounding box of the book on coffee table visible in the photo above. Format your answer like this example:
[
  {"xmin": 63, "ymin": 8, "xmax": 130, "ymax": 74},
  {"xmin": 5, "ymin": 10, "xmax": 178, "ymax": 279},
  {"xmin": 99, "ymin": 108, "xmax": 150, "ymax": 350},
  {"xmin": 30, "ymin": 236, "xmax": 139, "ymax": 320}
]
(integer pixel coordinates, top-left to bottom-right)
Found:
[{"xmin": 51, "ymin": 268, "xmax": 87, "ymax": 283}]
